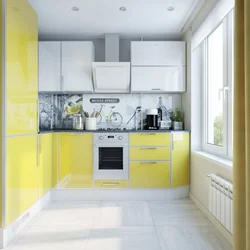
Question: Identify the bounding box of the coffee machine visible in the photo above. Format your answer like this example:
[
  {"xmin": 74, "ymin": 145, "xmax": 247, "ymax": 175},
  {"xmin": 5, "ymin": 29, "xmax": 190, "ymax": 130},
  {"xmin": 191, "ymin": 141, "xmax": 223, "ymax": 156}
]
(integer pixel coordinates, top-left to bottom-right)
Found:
[{"xmin": 146, "ymin": 109, "xmax": 159, "ymax": 130}]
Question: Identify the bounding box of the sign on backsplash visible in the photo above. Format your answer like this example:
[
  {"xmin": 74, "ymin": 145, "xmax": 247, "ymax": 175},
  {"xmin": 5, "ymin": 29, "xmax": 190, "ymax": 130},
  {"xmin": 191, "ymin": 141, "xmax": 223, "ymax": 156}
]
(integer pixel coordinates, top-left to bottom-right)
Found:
[{"xmin": 90, "ymin": 98, "xmax": 120, "ymax": 103}]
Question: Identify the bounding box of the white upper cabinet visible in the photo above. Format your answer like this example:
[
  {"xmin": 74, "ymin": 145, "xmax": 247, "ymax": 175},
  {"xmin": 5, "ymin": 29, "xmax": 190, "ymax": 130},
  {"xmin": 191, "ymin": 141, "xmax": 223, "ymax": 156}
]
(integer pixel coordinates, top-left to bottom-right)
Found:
[
  {"xmin": 39, "ymin": 41, "xmax": 94, "ymax": 92},
  {"xmin": 61, "ymin": 42, "xmax": 94, "ymax": 92},
  {"xmin": 39, "ymin": 42, "xmax": 61, "ymax": 92},
  {"xmin": 131, "ymin": 41, "xmax": 186, "ymax": 66},
  {"xmin": 131, "ymin": 66, "xmax": 185, "ymax": 93}
]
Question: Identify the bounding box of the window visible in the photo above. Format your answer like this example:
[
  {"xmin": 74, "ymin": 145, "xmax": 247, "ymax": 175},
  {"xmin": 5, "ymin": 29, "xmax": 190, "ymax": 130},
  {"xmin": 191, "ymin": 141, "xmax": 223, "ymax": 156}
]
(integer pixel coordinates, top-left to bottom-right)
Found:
[{"xmin": 202, "ymin": 11, "xmax": 234, "ymax": 159}]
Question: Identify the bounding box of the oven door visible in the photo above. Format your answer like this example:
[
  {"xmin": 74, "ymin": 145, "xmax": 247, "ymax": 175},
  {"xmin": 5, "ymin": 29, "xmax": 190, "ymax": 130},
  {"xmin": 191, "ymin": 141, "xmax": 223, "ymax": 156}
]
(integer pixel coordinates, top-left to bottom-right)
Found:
[{"xmin": 94, "ymin": 144, "xmax": 128, "ymax": 180}]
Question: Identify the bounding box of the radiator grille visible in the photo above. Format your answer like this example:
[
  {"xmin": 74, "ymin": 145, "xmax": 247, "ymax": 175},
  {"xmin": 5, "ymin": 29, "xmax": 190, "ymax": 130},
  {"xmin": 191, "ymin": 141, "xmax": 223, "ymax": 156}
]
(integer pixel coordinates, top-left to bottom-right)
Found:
[{"xmin": 208, "ymin": 174, "xmax": 233, "ymax": 234}]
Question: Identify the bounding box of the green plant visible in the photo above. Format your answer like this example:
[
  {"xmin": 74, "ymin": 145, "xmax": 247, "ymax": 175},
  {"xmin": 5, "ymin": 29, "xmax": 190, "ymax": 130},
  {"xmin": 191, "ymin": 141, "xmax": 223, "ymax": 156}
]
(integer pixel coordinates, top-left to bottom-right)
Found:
[{"xmin": 172, "ymin": 108, "xmax": 184, "ymax": 122}]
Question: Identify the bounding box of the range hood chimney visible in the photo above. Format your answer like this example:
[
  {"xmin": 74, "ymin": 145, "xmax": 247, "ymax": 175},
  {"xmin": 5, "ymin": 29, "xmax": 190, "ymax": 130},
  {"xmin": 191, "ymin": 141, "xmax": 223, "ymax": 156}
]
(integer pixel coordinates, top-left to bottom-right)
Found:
[{"xmin": 92, "ymin": 34, "xmax": 131, "ymax": 93}]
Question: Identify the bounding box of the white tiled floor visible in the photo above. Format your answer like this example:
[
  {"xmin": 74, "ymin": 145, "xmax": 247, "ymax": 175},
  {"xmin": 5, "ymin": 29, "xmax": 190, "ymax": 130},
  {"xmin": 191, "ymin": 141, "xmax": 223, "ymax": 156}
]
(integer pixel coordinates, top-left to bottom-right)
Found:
[{"xmin": 6, "ymin": 199, "xmax": 232, "ymax": 250}]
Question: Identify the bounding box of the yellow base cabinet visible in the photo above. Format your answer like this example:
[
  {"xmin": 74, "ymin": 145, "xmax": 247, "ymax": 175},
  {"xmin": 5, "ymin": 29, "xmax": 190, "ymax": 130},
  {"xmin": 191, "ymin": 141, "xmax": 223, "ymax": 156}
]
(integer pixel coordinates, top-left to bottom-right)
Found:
[
  {"xmin": 172, "ymin": 132, "xmax": 190, "ymax": 188},
  {"xmin": 94, "ymin": 180, "xmax": 128, "ymax": 188},
  {"xmin": 130, "ymin": 162, "xmax": 170, "ymax": 188},
  {"xmin": 130, "ymin": 147, "xmax": 170, "ymax": 161},
  {"xmin": 52, "ymin": 133, "xmax": 59, "ymax": 187},
  {"xmin": 130, "ymin": 133, "xmax": 170, "ymax": 146},
  {"xmin": 39, "ymin": 134, "xmax": 52, "ymax": 198},
  {"xmin": 6, "ymin": 135, "xmax": 39, "ymax": 226},
  {"xmin": 58, "ymin": 133, "xmax": 93, "ymax": 188}
]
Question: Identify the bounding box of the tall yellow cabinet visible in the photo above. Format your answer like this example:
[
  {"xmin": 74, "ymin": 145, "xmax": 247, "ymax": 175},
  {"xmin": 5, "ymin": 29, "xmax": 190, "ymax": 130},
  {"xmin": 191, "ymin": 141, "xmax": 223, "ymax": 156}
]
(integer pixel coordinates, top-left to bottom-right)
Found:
[{"xmin": 5, "ymin": 0, "xmax": 39, "ymax": 227}]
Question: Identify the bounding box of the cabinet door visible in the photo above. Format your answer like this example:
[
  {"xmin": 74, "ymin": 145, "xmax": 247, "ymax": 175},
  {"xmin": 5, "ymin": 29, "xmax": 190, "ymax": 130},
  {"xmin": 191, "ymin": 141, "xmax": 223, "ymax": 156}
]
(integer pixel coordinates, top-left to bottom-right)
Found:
[
  {"xmin": 68, "ymin": 134, "xmax": 93, "ymax": 188},
  {"xmin": 172, "ymin": 132, "xmax": 190, "ymax": 188},
  {"xmin": 52, "ymin": 133, "xmax": 59, "ymax": 188},
  {"xmin": 39, "ymin": 42, "xmax": 61, "ymax": 92},
  {"xmin": 6, "ymin": 135, "xmax": 39, "ymax": 226},
  {"xmin": 131, "ymin": 66, "xmax": 185, "ymax": 92},
  {"xmin": 6, "ymin": 0, "xmax": 38, "ymax": 135},
  {"xmin": 131, "ymin": 41, "xmax": 185, "ymax": 66},
  {"xmin": 39, "ymin": 134, "xmax": 52, "ymax": 197},
  {"xmin": 130, "ymin": 162, "xmax": 170, "ymax": 188},
  {"xmin": 130, "ymin": 147, "xmax": 170, "ymax": 161},
  {"xmin": 58, "ymin": 134, "xmax": 73, "ymax": 188},
  {"xmin": 62, "ymin": 42, "xmax": 94, "ymax": 92},
  {"xmin": 130, "ymin": 133, "xmax": 170, "ymax": 147}
]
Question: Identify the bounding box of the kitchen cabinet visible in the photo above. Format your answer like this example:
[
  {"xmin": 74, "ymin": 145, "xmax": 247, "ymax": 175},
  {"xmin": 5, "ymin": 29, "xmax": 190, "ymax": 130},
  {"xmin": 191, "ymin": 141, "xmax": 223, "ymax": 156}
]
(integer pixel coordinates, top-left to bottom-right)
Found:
[
  {"xmin": 130, "ymin": 147, "xmax": 170, "ymax": 161},
  {"xmin": 131, "ymin": 66, "xmax": 185, "ymax": 93},
  {"xmin": 130, "ymin": 133, "xmax": 170, "ymax": 147},
  {"xmin": 131, "ymin": 41, "xmax": 185, "ymax": 66},
  {"xmin": 39, "ymin": 42, "xmax": 61, "ymax": 92},
  {"xmin": 61, "ymin": 42, "xmax": 94, "ymax": 92},
  {"xmin": 6, "ymin": 0, "xmax": 38, "ymax": 135},
  {"xmin": 172, "ymin": 132, "xmax": 190, "ymax": 188},
  {"xmin": 130, "ymin": 162, "xmax": 170, "ymax": 188},
  {"xmin": 39, "ymin": 41, "xmax": 94, "ymax": 92},
  {"xmin": 39, "ymin": 134, "xmax": 52, "ymax": 197},
  {"xmin": 57, "ymin": 133, "xmax": 93, "ymax": 188},
  {"xmin": 6, "ymin": 135, "xmax": 39, "ymax": 226},
  {"xmin": 94, "ymin": 180, "xmax": 128, "ymax": 188},
  {"xmin": 52, "ymin": 133, "xmax": 59, "ymax": 187}
]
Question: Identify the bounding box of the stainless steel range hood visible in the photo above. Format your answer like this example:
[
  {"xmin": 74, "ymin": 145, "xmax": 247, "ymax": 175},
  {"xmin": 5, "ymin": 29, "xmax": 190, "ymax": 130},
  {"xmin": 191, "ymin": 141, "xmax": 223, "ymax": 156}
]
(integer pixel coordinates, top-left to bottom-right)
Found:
[{"xmin": 92, "ymin": 34, "xmax": 130, "ymax": 93}]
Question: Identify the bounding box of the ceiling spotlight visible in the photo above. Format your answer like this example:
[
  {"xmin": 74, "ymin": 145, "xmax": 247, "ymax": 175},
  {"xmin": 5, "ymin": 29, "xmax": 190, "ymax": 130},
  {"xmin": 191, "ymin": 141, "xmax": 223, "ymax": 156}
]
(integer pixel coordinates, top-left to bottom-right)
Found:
[
  {"xmin": 72, "ymin": 6, "xmax": 79, "ymax": 11},
  {"xmin": 167, "ymin": 6, "xmax": 175, "ymax": 11},
  {"xmin": 119, "ymin": 6, "xmax": 127, "ymax": 12}
]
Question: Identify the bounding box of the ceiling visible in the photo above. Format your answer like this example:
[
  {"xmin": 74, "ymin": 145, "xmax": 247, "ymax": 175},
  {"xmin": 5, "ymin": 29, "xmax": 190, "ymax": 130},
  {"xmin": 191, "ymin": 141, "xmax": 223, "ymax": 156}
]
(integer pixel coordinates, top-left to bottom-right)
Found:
[{"xmin": 29, "ymin": 0, "xmax": 202, "ymax": 39}]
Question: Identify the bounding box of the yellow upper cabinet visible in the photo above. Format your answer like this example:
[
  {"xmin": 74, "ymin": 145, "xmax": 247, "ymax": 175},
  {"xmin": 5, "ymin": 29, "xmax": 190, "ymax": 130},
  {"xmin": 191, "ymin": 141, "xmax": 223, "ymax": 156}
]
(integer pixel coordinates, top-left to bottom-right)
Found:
[
  {"xmin": 172, "ymin": 132, "xmax": 190, "ymax": 188},
  {"xmin": 6, "ymin": 0, "xmax": 38, "ymax": 135},
  {"xmin": 6, "ymin": 135, "xmax": 39, "ymax": 226},
  {"xmin": 130, "ymin": 133, "xmax": 170, "ymax": 146},
  {"xmin": 39, "ymin": 134, "xmax": 52, "ymax": 198}
]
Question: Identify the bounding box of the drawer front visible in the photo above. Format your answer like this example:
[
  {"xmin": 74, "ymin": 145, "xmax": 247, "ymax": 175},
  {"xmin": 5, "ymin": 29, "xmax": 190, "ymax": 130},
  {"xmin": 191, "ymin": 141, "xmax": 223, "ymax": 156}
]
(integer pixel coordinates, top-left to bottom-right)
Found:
[
  {"xmin": 130, "ymin": 147, "xmax": 170, "ymax": 160},
  {"xmin": 130, "ymin": 161, "xmax": 170, "ymax": 188},
  {"xmin": 129, "ymin": 133, "xmax": 170, "ymax": 146},
  {"xmin": 94, "ymin": 180, "xmax": 128, "ymax": 188}
]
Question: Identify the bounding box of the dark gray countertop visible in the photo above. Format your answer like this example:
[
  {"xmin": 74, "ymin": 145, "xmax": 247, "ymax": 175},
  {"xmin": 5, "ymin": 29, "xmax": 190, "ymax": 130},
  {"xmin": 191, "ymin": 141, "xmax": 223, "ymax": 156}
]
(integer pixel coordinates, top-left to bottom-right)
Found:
[{"xmin": 39, "ymin": 129, "xmax": 191, "ymax": 134}]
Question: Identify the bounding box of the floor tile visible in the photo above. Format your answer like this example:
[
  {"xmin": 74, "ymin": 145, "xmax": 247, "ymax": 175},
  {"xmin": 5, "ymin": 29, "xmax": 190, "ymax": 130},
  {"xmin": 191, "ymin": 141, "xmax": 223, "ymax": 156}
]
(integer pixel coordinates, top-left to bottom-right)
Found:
[
  {"xmin": 6, "ymin": 225, "xmax": 91, "ymax": 250},
  {"xmin": 32, "ymin": 201, "xmax": 100, "ymax": 226},
  {"xmin": 85, "ymin": 226, "xmax": 162, "ymax": 250},
  {"xmin": 149, "ymin": 201, "xmax": 211, "ymax": 226},
  {"xmin": 94, "ymin": 201, "xmax": 154, "ymax": 226},
  {"xmin": 156, "ymin": 225, "xmax": 232, "ymax": 250}
]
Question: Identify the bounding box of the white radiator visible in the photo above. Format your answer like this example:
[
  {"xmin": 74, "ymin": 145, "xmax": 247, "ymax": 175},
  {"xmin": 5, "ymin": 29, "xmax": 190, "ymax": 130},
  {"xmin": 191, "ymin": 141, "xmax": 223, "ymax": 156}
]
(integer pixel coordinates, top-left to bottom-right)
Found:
[{"xmin": 208, "ymin": 174, "xmax": 233, "ymax": 234}]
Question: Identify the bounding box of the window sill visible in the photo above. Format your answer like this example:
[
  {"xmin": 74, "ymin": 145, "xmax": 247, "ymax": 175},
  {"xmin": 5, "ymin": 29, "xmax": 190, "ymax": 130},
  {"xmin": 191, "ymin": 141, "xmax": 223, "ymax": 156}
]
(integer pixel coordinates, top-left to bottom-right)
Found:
[{"xmin": 192, "ymin": 151, "xmax": 233, "ymax": 170}]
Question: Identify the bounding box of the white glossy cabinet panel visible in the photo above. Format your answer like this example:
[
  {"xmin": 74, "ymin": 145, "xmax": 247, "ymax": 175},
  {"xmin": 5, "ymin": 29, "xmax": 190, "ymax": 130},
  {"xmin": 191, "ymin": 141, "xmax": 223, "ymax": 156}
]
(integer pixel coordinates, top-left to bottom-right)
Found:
[
  {"xmin": 39, "ymin": 42, "xmax": 61, "ymax": 92},
  {"xmin": 131, "ymin": 66, "xmax": 185, "ymax": 93},
  {"xmin": 131, "ymin": 41, "xmax": 186, "ymax": 66},
  {"xmin": 62, "ymin": 42, "xmax": 94, "ymax": 92}
]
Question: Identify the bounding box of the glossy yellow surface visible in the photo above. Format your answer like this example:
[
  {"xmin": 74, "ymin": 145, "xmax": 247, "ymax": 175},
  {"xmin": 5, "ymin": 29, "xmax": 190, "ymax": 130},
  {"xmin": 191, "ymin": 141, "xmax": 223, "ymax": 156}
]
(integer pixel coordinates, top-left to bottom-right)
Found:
[
  {"xmin": 6, "ymin": 0, "xmax": 38, "ymax": 135},
  {"xmin": 58, "ymin": 133, "xmax": 93, "ymax": 188},
  {"xmin": 129, "ymin": 133, "xmax": 170, "ymax": 146},
  {"xmin": 6, "ymin": 135, "xmax": 38, "ymax": 226},
  {"xmin": 94, "ymin": 180, "xmax": 128, "ymax": 188},
  {"xmin": 130, "ymin": 147, "xmax": 170, "ymax": 161},
  {"xmin": 0, "ymin": 0, "xmax": 2, "ymax": 228},
  {"xmin": 172, "ymin": 132, "xmax": 190, "ymax": 188},
  {"xmin": 130, "ymin": 162, "xmax": 170, "ymax": 188},
  {"xmin": 52, "ymin": 133, "xmax": 59, "ymax": 187},
  {"xmin": 39, "ymin": 134, "xmax": 52, "ymax": 197}
]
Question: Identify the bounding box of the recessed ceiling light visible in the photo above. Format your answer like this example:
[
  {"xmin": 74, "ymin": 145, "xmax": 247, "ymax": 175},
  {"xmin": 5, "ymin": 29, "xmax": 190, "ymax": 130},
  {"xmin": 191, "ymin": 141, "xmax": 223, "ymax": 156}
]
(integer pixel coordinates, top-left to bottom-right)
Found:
[
  {"xmin": 119, "ymin": 6, "xmax": 127, "ymax": 12},
  {"xmin": 167, "ymin": 6, "xmax": 175, "ymax": 11},
  {"xmin": 72, "ymin": 6, "xmax": 79, "ymax": 11}
]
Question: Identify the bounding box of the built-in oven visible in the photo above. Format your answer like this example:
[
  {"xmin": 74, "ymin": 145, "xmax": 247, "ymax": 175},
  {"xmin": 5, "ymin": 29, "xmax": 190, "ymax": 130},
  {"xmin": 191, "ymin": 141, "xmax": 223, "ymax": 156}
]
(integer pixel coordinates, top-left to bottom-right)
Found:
[{"xmin": 94, "ymin": 133, "xmax": 129, "ymax": 180}]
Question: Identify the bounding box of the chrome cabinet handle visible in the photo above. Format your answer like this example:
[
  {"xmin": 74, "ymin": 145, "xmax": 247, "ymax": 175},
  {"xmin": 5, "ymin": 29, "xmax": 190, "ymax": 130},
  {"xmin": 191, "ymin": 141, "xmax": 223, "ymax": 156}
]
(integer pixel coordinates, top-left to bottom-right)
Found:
[
  {"xmin": 102, "ymin": 182, "xmax": 119, "ymax": 186},
  {"xmin": 140, "ymin": 162, "xmax": 157, "ymax": 165},
  {"xmin": 151, "ymin": 88, "xmax": 161, "ymax": 91},
  {"xmin": 140, "ymin": 133, "xmax": 157, "ymax": 135},
  {"xmin": 140, "ymin": 148, "xmax": 157, "ymax": 150}
]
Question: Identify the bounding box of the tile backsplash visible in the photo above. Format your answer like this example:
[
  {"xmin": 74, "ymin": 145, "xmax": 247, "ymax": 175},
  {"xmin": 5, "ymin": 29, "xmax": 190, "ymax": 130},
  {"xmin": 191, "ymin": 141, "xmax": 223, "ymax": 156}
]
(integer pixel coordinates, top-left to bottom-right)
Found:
[{"xmin": 39, "ymin": 93, "xmax": 181, "ymax": 131}]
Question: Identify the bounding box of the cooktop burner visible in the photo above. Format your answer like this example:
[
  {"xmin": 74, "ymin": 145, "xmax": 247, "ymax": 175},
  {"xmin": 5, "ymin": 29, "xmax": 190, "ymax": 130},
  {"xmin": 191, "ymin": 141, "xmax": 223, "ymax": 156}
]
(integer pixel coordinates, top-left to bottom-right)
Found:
[{"xmin": 98, "ymin": 128, "xmax": 127, "ymax": 131}]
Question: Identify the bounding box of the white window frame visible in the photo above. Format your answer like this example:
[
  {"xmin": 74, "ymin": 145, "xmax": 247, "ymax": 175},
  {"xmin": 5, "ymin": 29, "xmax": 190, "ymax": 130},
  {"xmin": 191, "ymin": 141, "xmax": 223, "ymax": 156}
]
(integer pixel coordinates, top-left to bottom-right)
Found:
[{"xmin": 202, "ymin": 11, "xmax": 234, "ymax": 159}]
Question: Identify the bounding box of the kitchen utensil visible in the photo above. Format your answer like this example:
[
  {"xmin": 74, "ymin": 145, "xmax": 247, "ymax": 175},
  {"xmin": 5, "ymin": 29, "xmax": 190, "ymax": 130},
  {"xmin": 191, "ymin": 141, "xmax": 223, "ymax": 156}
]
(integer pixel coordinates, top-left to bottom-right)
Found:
[
  {"xmin": 159, "ymin": 120, "xmax": 172, "ymax": 130},
  {"xmin": 73, "ymin": 114, "xmax": 84, "ymax": 130},
  {"xmin": 85, "ymin": 117, "xmax": 97, "ymax": 130}
]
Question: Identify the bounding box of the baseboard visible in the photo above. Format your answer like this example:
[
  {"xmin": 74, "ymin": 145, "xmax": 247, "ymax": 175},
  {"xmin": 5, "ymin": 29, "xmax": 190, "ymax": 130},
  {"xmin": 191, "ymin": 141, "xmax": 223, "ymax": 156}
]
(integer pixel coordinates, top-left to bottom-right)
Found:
[
  {"xmin": 189, "ymin": 192, "xmax": 233, "ymax": 245},
  {"xmin": 51, "ymin": 186, "xmax": 190, "ymax": 201},
  {"xmin": 2, "ymin": 191, "xmax": 51, "ymax": 248}
]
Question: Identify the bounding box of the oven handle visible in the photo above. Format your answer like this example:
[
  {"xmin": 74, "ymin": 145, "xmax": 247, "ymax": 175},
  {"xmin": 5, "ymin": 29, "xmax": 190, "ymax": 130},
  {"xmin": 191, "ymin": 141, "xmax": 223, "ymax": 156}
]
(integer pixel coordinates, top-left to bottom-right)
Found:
[{"xmin": 94, "ymin": 144, "xmax": 128, "ymax": 147}]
